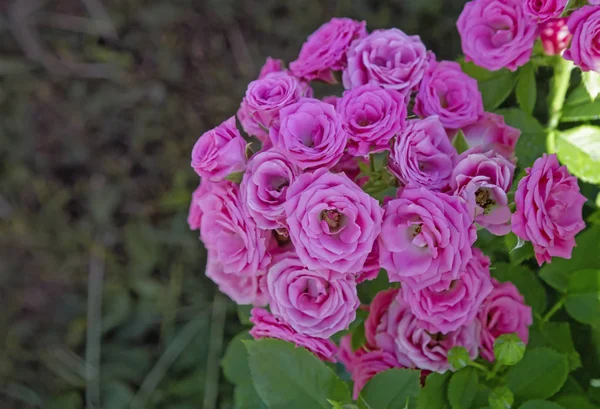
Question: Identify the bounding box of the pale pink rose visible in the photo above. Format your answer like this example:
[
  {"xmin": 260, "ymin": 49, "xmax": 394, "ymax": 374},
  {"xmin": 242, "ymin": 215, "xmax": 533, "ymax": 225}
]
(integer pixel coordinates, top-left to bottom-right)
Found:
[
  {"xmin": 351, "ymin": 351, "xmax": 400, "ymax": 399},
  {"xmin": 564, "ymin": 5, "xmax": 600, "ymax": 72},
  {"xmin": 524, "ymin": 0, "xmax": 568, "ymax": 22},
  {"xmin": 249, "ymin": 308, "xmax": 338, "ymax": 362},
  {"xmin": 365, "ymin": 289, "xmax": 399, "ymax": 349},
  {"xmin": 191, "ymin": 117, "xmax": 247, "ymax": 181},
  {"xmin": 290, "ymin": 18, "xmax": 367, "ymax": 83},
  {"xmin": 188, "ymin": 182, "xmax": 210, "ymax": 230},
  {"xmin": 478, "ymin": 279, "xmax": 532, "ymax": 362},
  {"xmin": 460, "ymin": 112, "xmax": 520, "ymax": 161},
  {"xmin": 512, "ymin": 154, "xmax": 586, "ymax": 265},
  {"xmin": 540, "ymin": 18, "xmax": 572, "ymax": 56}
]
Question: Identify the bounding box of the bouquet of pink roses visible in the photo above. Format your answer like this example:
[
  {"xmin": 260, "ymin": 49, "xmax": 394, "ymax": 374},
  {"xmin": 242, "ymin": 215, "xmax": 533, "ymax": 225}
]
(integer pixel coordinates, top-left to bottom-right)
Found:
[{"xmin": 189, "ymin": 1, "xmax": 600, "ymax": 407}]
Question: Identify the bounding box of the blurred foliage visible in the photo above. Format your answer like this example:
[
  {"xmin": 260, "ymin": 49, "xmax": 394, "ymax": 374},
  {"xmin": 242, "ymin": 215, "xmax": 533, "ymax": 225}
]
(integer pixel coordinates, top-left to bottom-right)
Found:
[{"xmin": 0, "ymin": 0, "xmax": 468, "ymax": 407}]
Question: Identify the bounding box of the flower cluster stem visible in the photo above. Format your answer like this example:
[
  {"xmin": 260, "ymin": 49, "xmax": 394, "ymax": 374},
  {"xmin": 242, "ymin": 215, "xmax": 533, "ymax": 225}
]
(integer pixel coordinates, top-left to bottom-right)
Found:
[
  {"xmin": 547, "ymin": 57, "xmax": 574, "ymax": 130},
  {"xmin": 542, "ymin": 295, "xmax": 567, "ymax": 323}
]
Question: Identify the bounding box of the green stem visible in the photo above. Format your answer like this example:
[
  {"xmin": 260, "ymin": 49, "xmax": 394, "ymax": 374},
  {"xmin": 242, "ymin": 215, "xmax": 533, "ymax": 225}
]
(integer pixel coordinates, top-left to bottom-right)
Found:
[
  {"xmin": 468, "ymin": 361, "xmax": 491, "ymax": 375},
  {"xmin": 369, "ymin": 154, "xmax": 376, "ymax": 173},
  {"xmin": 548, "ymin": 57, "xmax": 574, "ymax": 130},
  {"xmin": 487, "ymin": 360, "xmax": 503, "ymax": 381},
  {"xmin": 542, "ymin": 295, "xmax": 567, "ymax": 323}
]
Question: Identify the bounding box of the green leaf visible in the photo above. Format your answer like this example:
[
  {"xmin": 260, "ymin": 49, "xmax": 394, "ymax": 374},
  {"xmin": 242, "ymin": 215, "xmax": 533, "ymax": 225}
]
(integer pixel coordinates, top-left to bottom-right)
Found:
[
  {"xmin": 235, "ymin": 384, "xmax": 266, "ymax": 409},
  {"xmin": 561, "ymin": 99, "xmax": 600, "ymax": 122},
  {"xmin": 505, "ymin": 348, "xmax": 569, "ymax": 401},
  {"xmin": 225, "ymin": 171, "xmax": 244, "ymax": 183},
  {"xmin": 238, "ymin": 305, "xmax": 252, "ymax": 325},
  {"xmin": 583, "ymin": 71, "xmax": 600, "ymax": 101},
  {"xmin": 554, "ymin": 394, "xmax": 600, "ymax": 409},
  {"xmin": 489, "ymin": 386, "xmax": 514, "ymax": 409},
  {"xmin": 516, "ymin": 64, "xmax": 537, "ymax": 115},
  {"xmin": 358, "ymin": 269, "xmax": 391, "ymax": 304},
  {"xmin": 417, "ymin": 372, "xmax": 451, "ymax": 409},
  {"xmin": 246, "ymin": 339, "xmax": 351, "ymax": 409},
  {"xmin": 448, "ymin": 346, "xmax": 472, "ymax": 370},
  {"xmin": 359, "ymin": 368, "xmax": 421, "ymax": 409},
  {"xmin": 504, "ymin": 232, "xmax": 535, "ymax": 266},
  {"xmin": 222, "ymin": 331, "xmax": 252, "ymax": 385},
  {"xmin": 448, "ymin": 367, "xmax": 479, "ymax": 409},
  {"xmin": 351, "ymin": 320, "xmax": 367, "ymax": 351},
  {"xmin": 101, "ymin": 381, "xmax": 134, "ymax": 409},
  {"xmin": 563, "ymin": 0, "xmax": 589, "ymax": 14},
  {"xmin": 518, "ymin": 400, "xmax": 564, "ymax": 409},
  {"xmin": 46, "ymin": 392, "xmax": 83, "ymax": 409},
  {"xmin": 491, "ymin": 262, "xmax": 547, "ymax": 315},
  {"xmin": 565, "ymin": 269, "xmax": 600, "ymax": 326},
  {"xmin": 540, "ymin": 225, "xmax": 600, "ymax": 292},
  {"xmin": 453, "ymin": 130, "xmax": 470, "ymax": 155},
  {"xmin": 528, "ymin": 322, "xmax": 581, "ymax": 371},
  {"xmin": 461, "ymin": 60, "xmax": 518, "ymax": 110},
  {"xmin": 494, "ymin": 334, "xmax": 526, "ymax": 366},
  {"xmin": 565, "ymin": 85, "xmax": 592, "ymax": 107},
  {"xmin": 495, "ymin": 108, "xmax": 546, "ymax": 169},
  {"xmin": 555, "ymin": 126, "xmax": 600, "ymax": 185}
]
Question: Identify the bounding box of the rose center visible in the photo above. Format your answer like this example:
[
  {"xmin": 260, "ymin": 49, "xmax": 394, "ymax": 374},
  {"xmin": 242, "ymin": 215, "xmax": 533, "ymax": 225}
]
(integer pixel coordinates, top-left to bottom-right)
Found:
[
  {"xmin": 427, "ymin": 331, "xmax": 446, "ymax": 347},
  {"xmin": 475, "ymin": 188, "xmax": 496, "ymax": 213},
  {"xmin": 271, "ymin": 176, "xmax": 289, "ymax": 192},
  {"xmin": 320, "ymin": 209, "xmax": 343, "ymax": 233},
  {"xmin": 273, "ymin": 228, "xmax": 290, "ymax": 246}
]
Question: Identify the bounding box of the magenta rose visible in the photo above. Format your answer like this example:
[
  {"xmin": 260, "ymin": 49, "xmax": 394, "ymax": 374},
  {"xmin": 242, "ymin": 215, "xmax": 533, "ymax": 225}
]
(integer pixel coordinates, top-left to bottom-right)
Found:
[
  {"xmin": 267, "ymin": 255, "xmax": 360, "ymax": 338},
  {"xmin": 365, "ymin": 288, "xmax": 399, "ymax": 349},
  {"xmin": 249, "ymin": 308, "xmax": 338, "ymax": 362},
  {"xmin": 258, "ymin": 57, "xmax": 284, "ymax": 79},
  {"xmin": 512, "ymin": 154, "xmax": 586, "ymax": 265},
  {"xmin": 191, "ymin": 117, "xmax": 247, "ymax": 181},
  {"xmin": 564, "ymin": 5, "xmax": 600, "ymax": 72},
  {"xmin": 540, "ymin": 18, "xmax": 572, "ymax": 56},
  {"xmin": 357, "ymin": 242, "xmax": 380, "ymax": 283},
  {"xmin": 337, "ymin": 84, "xmax": 407, "ymax": 156},
  {"xmin": 524, "ymin": 0, "xmax": 568, "ymax": 21},
  {"xmin": 402, "ymin": 248, "xmax": 493, "ymax": 334},
  {"xmin": 270, "ymin": 98, "xmax": 348, "ymax": 170},
  {"xmin": 188, "ymin": 182, "xmax": 210, "ymax": 230},
  {"xmin": 351, "ymin": 351, "xmax": 400, "ymax": 399},
  {"xmin": 285, "ymin": 169, "xmax": 383, "ymax": 274},
  {"xmin": 389, "ymin": 117, "xmax": 457, "ymax": 191},
  {"xmin": 330, "ymin": 153, "xmax": 369, "ymax": 187},
  {"xmin": 195, "ymin": 180, "xmax": 271, "ymax": 277},
  {"xmin": 451, "ymin": 150, "xmax": 515, "ymax": 236},
  {"xmin": 457, "ymin": 0, "xmax": 538, "ymax": 71},
  {"xmin": 379, "ymin": 187, "xmax": 476, "ymax": 291},
  {"xmin": 338, "ymin": 334, "xmax": 368, "ymax": 374},
  {"xmin": 289, "ymin": 18, "xmax": 367, "ymax": 83},
  {"xmin": 460, "ymin": 112, "xmax": 520, "ymax": 161},
  {"xmin": 414, "ymin": 60, "xmax": 484, "ymax": 130},
  {"xmin": 240, "ymin": 149, "xmax": 301, "ymax": 229},
  {"xmin": 206, "ymin": 251, "xmax": 268, "ymax": 306},
  {"xmin": 343, "ymin": 29, "xmax": 429, "ymax": 95},
  {"xmin": 477, "ymin": 279, "xmax": 532, "ymax": 362},
  {"xmin": 373, "ymin": 294, "xmax": 480, "ymax": 373}
]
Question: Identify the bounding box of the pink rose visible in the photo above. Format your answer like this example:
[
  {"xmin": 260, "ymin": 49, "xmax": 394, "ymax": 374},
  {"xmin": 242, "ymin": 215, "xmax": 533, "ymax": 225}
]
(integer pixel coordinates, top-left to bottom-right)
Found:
[
  {"xmin": 188, "ymin": 182, "xmax": 210, "ymax": 230},
  {"xmin": 206, "ymin": 251, "xmax": 268, "ymax": 306},
  {"xmin": 389, "ymin": 117, "xmax": 457, "ymax": 191},
  {"xmin": 373, "ymin": 294, "xmax": 480, "ymax": 373},
  {"xmin": 289, "ymin": 18, "xmax": 367, "ymax": 83},
  {"xmin": 337, "ymin": 84, "xmax": 407, "ymax": 156},
  {"xmin": 270, "ymin": 98, "xmax": 348, "ymax": 170},
  {"xmin": 564, "ymin": 5, "xmax": 600, "ymax": 72},
  {"xmin": 351, "ymin": 351, "xmax": 400, "ymax": 399},
  {"xmin": 540, "ymin": 18, "xmax": 572, "ymax": 56},
  {"xmin": 379, "ymin": 187, "xmax": 476, "ymax": 291},
  {"xmin": 240, "ymin": 149, "xmax": 301, "ymax": 229},
  {"xmin": 195, "ymin": 180, "xmax": 271, "ymax": 277},
  {"xmin": 457, "ymin": 0, "xmax": 538, "ymax": 71},
  {"xmin": 524, "ymin": 0, "xmax": 568, "ymax": 22},
  {"xmin": 267, "ymin": 255, "xmax": 360, "ymax": 338},
  {"xmin": 477, "ymin": 279, "xmax": 532, "ymax": 362},
  {"xmin": 357, "ymin": 241, "xmax": 381, "ymax": 283},
  {"xmin": 338, "ymin": 334, "xmax": 367, "ymax": 374},
  {"xmin": 402, "ymin": 248, "xmax": 493, "ymax": 334},
  {"xmin": 259, "ymin": 57, "xmax": 284, "ymax": 79},
  {"xmin": 330, "ymin": 153, "xmax": 369, "ymax": 187},
  {"xmin": 249, "ymin": 308, "xmax": 338, "ymax": 362},
  {"xmin": 322, "ymin": 95, "xmax": 339, "ymax": 107},
  {"xmin": 460, "ymin": 112, "xmax": 520, "ymax": 161},
  {"xmin": 365, "ymin": 289, "xmax": 399, "ymax": 349},
  {"xmin": 414, "ymin": 60, "xmax": 484, "ymax": 130},
  {"xmin": 343, "ymin": 29, "xmax": 429, "ymax": 95},
  {"xmin": 512, "ymin": 154, "xmax": 586, "ymax": 265},
  {"xmin": 451, "ymin": 150, "xmax": 515, "ymax": 236},
  {"xmin": 191, "ymin": 117, "xmax": 247, "ymax": 181},
  {"xmin": 285, "ymin": 169, "xmax": 383, "ymax": 274}
]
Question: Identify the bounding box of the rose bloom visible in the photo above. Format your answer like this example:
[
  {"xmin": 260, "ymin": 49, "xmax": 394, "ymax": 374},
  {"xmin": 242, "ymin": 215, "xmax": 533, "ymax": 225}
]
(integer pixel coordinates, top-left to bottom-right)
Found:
[
  {"xmin": 240, "ymin": 149, "xmax": 301, "ymax": 229},
  {"xmin": 330, "ymin": 153, "xmax": 369, "ymax": 186},
  {"xmin": 457, "ymin": 0, "xmax": 538, "ymax": 71},
  {"xmin": 343, "ymin": 28, "xmax": 428, "ymax": 95},
  {"xmin": 191, "ymin": 116, "xmax": 246, "ymax": 181},
  {"xmin": 259, "ymin": 57, "xmax": 284, "ymax": 78},
  {"xmin": 249, "ymin": 308, "xmax": 338, "ymax": 362},
  {"xmin": 206, "ymin": 251, "xmax": 268, "ymax": 306},
  {"xmin": 478, "ymin": 279, "xmax": 532, "ymax": 362},
  {"xmin": 564, "ymin": 5, "xmax": 600, "ymax": 72},
  {"xmin": 337, "ymin": 84, "xmax": 407, "ymax": 156},
  {"xmin": 365, "ymin": 288, "xmax": 399, "ymax": 349},
  {"xmin": 401, "ymin": 248, "xmax": 493, "ymax": 334},
  {"xmin": 188, "ymin": 182, "xmax": 210, "ymax": 231},
  {"xmin": 371, "ymin": 292, "xmax": 480, "ymax": 373},
  {"xmin": 524, "ymin": 0, "xmax": 568, "ymax": 22},
  {"xmin": 338, "ymin": 334, "xmax": 367, "ymax": 374},
  {"xmin": 351, "ymin": 351, "xmax": 400, "ymax": 399},
  {"xmin": 451, "ymin": 150, "xmax": 515, "ymax": 236},
  {"xmin": 540, "ymin": 18, "xmax": 572, "ymax": 56},
  {"xmin": 460, "ymin": 112, "xmax": 520, "ymax": 161},
  {"xmin": 267, "ymin": 255, "xmax": 360, "ymax": 338},
  {"xmin": 414, "ymin": 60, "xmax": 483, "ymax": 130},
  {"xmin": 379, "ymin": 187, "xmax": 476, "ymax": 291},
  {"xmin": 194, "ymin": 180, "xmax": 271, "ymax": 277},
  {"xmin": 289, "ymin": 18, "xmax": 367, "ymax": 83},
  {"xmin": 270, "ymin": 98, "xmax": 348, "ymax": 170},
  {"xmin": 389, "ymin": 116, "xmax": 457, "ymax": 191},
  {"xmin": 512, "ymin": 154, "xmax": 586, "ymax": 265},
  {"xmin": 285, "ymin": 169, "xmax": 383, "ymax": 274},
  {"xmin": 357, "ymin": 242, "xmax": 380, "ymax": 283}
]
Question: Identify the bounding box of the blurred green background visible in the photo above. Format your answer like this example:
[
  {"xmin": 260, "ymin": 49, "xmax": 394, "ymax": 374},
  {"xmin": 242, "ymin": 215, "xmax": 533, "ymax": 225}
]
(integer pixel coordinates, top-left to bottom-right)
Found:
[{"xmin": 0, "ymin": 0, "xmax": 467, "ymax": 407}]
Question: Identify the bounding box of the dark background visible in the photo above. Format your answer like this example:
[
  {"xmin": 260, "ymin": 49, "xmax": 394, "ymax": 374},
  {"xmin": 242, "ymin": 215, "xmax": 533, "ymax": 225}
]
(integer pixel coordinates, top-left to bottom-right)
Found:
[{"xmin": 0, "ymin": 0, "xmax": 467, "ymax": 407}]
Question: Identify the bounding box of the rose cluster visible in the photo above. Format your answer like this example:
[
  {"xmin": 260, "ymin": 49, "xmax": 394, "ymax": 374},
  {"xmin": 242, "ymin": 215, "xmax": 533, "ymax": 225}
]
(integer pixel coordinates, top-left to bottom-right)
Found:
[{"xmin": 188, "ymin": 16, "xmax": 586, "ymax": 396}]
